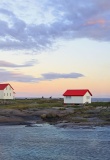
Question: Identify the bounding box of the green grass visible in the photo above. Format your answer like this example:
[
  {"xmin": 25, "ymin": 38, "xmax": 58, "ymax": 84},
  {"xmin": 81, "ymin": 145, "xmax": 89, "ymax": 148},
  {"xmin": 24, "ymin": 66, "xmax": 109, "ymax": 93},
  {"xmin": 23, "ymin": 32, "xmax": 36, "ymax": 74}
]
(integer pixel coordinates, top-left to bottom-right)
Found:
[
  {"xmin": 87, "ymin": 102, "xmax": 110, "ymax": 107},
  {"xmin": 0, "ymin": 98, "xmax": 63, "ymax": 109},
  {"xmin": 98, "ymin": 110, "xmax": 110, "ymax": 121},
  {"xmin": 0, "ymin": 99, "xmax": 109, "ymax": 110}
]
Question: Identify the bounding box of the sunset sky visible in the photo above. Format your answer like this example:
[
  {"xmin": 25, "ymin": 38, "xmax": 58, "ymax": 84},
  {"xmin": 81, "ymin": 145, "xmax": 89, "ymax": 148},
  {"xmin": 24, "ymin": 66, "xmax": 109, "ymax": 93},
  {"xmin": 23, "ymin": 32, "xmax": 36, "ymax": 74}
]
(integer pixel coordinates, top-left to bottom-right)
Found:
[{"xmin": 0, "ymin": 0, "xmax": 110, "ymax": 98}]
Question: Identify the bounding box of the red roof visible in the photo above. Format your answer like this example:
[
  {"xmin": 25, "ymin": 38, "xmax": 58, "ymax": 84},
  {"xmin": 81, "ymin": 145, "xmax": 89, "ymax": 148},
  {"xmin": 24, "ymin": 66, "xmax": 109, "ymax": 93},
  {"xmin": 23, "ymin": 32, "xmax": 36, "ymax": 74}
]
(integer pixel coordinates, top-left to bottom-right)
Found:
[
  {"xmin": 63, "ymin": 89, "xmax": 92, "ymax": 96},
  {"xmin": 0, "ymin": 84, "xmax": 14, "ymax": 90}
]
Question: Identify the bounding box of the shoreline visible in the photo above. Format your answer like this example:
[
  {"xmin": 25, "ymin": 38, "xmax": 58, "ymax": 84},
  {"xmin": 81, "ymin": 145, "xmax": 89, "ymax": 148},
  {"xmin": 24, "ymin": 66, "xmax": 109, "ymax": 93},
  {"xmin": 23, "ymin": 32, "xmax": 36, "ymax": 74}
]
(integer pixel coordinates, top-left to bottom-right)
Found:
[
  {"xmin": 0, "ymin": 121, "xmax": 110, "ymax": 129},
  {"xmin": 0, "ymin": 112, "xmax": 110, "ymax": 128}
]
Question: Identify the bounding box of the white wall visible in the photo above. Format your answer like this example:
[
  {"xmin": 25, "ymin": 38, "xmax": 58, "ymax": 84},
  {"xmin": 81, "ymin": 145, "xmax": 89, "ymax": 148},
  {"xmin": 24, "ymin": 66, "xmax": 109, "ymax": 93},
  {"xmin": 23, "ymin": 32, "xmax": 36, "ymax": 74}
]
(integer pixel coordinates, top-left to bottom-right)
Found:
[
  {"xmin": 64, "ymin": 96, "xmax": 83, "ymax": 104},
  {"xmin": 0, "ymin": 85, "xmax": 14, "ymax": 99},
  {"xmin": 83, "ymin": 92, "xmax": 91, "ymax": 103},
  {"xmin": 0, "ymin": 90, "xmax": 3, "ymax": 99}
]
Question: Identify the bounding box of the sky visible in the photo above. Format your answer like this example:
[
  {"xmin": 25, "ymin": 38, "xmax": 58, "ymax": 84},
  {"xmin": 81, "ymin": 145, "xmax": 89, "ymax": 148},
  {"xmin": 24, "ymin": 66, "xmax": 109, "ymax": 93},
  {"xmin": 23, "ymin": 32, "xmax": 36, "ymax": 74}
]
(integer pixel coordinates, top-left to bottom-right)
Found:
[{"xmin": 0, "ymin": 0, "xmax": 110, "ymax": 98}]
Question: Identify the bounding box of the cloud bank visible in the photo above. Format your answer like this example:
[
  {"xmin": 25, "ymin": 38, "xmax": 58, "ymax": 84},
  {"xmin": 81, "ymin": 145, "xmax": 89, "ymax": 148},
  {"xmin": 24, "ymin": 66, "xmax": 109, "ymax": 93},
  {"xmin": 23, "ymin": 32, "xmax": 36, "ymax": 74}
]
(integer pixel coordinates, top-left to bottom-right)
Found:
[
  {"xmin": 0, "ymin": 60, "xmax": 37, "ymax": 67},
  {"xmin": 0, "ymin": 70, "xmax": 84, "ymax": 83},
  {"xmin": 0, "ymin": 69, "xmax": 38, "ymax": 83},
  {"xmin": 0, "ymin": 0, "xmax": 110, "ymax": 52},
  {"xmin": 42, "ymin": 72, "xmax": 84, "ymax": 80}
]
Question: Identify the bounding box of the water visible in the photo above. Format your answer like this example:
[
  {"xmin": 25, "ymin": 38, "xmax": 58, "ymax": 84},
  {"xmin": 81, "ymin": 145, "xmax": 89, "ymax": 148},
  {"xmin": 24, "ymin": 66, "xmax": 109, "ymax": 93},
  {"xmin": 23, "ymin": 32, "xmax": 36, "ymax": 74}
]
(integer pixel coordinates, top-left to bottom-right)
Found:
[
  {"xmin": 92, "ymin": 98, "xmax": 110, "ymax": 102},
  {"xmin": 0, "ymin": 124, "xmax": 110, "ymax": 160}
]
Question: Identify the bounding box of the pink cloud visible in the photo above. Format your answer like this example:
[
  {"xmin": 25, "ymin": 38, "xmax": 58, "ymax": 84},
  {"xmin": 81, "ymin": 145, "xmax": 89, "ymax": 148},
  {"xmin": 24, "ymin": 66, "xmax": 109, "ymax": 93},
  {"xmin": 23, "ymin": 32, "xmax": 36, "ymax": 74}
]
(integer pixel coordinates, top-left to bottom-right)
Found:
[{"xmin": 86, "ymin": 19, "xmax": 106, "ymax": 26}]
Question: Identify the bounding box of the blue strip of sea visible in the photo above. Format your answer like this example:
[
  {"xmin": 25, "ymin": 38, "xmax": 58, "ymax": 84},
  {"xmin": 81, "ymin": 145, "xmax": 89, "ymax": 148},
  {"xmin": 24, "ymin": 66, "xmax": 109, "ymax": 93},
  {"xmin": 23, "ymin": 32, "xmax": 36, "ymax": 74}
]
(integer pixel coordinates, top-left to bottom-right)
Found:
[{"xmin": 92, "ymin": 98, "xmax": 110, "ymax": 102}]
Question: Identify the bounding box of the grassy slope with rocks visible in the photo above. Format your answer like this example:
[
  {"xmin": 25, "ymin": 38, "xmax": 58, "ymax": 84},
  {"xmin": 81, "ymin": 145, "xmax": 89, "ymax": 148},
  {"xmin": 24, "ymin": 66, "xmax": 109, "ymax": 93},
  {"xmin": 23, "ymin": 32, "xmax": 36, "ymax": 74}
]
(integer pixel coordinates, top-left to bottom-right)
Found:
[{"xmin": 0, "ymin": 99, "xmax": 110, "ymax": 126}]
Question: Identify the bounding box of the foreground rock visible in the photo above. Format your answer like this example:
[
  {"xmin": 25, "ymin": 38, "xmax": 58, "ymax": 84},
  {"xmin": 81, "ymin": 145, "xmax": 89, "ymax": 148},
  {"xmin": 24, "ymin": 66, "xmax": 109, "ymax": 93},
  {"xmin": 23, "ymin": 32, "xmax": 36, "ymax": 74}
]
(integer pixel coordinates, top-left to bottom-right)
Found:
[{"xmin": 0, "ymin": 107, "xmax": 73, "ymax": 125}]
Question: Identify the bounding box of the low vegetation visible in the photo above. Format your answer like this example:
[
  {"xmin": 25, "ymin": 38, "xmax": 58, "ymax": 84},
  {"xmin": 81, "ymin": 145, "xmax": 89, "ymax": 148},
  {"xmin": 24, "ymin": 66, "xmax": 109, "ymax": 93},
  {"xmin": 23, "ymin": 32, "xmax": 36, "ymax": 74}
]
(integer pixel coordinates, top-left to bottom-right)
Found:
[{"xmin": 0, "ymin": 98, "xmax": 63, "ymax": 109}]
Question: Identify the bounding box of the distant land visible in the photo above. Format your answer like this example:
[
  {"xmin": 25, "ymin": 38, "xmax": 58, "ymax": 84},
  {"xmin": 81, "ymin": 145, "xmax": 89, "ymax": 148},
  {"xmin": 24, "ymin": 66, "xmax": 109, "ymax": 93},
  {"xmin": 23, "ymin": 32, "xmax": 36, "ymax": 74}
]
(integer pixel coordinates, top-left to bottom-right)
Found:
[{"xmin": 16, "ymin": 97, "xmax": 110, "ymax": 102}]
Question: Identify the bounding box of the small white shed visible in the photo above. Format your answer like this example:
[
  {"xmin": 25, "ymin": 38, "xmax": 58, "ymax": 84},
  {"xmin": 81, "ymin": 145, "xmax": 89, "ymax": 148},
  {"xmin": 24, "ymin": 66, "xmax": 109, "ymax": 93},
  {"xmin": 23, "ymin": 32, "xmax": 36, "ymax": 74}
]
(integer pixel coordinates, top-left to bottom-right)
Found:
[
  {"xmin": 0, "ymin": 83, "xmax": 15, "ymax": 99},
  {"xmin": 63, "ymin": 89, "xmax": 92, "ymax": 104}
]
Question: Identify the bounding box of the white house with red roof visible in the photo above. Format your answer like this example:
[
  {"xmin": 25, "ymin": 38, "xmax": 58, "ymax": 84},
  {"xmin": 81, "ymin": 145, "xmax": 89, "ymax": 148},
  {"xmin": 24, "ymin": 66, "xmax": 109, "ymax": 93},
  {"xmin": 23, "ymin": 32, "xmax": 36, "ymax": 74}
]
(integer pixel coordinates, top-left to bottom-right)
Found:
[
  {"xmin": 63, "ymin": 89, "xmax": 92, "ymax": 104},
  {"xmin": 0, "ymin": 83, "xmax": 15, "ymax": 99}
]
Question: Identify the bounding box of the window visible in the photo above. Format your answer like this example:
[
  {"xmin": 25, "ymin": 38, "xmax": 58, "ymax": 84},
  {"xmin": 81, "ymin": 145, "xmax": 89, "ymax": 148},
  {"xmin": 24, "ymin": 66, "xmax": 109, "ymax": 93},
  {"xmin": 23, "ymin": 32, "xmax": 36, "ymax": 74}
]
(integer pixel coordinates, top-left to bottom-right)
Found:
[
  {"xmin": 4, "ymin": 93, "xmax": 5, "ymax": 96},
  {"xmin": 7, "ymin": 93, "xmax": 8, "ymax": 96},
  {"xmin": 86, "ymin": 96, "xmax": 90, "ymax": 99},
  {"xmin": 66, "ymin": 96, "xmax": 71, "ymax": 99},
  {"xmin": 10, "ymin": 93, "xmax": 11, "ymax": 96}
]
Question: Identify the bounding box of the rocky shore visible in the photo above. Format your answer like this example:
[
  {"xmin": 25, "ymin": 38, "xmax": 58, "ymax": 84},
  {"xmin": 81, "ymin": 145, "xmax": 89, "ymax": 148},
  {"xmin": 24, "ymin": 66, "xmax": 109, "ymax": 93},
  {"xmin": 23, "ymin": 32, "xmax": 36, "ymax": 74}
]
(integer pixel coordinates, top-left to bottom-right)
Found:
[{"xmin": 0, "ymin": 104, "xmax": 110, "ymax": 127}]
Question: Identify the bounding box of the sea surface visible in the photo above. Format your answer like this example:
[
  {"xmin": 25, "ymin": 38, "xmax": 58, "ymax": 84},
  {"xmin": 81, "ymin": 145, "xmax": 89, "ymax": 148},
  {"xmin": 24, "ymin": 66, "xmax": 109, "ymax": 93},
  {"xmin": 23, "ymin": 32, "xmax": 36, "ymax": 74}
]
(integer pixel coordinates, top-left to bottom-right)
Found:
[
  {"xmin": 0, "ymin": 124, "xmax": 110, "ymax": 160},
  {"xmin": 92, "ymin": 98, "xmax": 110, "ymax": 102}
]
